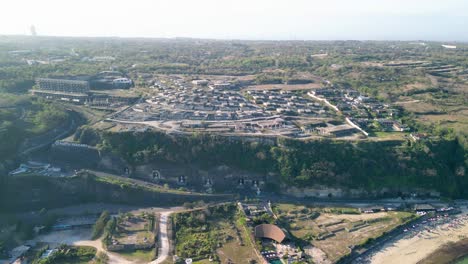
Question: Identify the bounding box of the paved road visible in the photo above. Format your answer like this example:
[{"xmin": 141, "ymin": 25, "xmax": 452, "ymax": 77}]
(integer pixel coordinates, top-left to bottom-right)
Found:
[{"xmin": 150, "ymin": 212, "xmax": 171, "ymax": 264}]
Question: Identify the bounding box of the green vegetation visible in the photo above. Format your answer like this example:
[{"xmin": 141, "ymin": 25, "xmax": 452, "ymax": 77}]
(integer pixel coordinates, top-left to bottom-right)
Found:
[
  {"xmin": 92, "ymin": 211, "xmax": 110, "ymax": 239},
  {"xmin": 119, "ymin": 249, "xmax": 154, "ymax": 262},
  {"xmin": 0, "ymin": 95, "xmax": 69, "ymax": 160},
  {"xmin": 33, "ymin": 245, "xmax": 96, "ymax": 264},
  {"xmin": 0, "ymin": 37, "xmax": 466, "ymax": 202},
  {"xmin": 175, "ymin": 210, "xmax": 222, "ymax": 259},
  {"xmin": 174, "ymin": 204, "xmax": 259, "ymax": 263},
  {"xmin": 88, "ymin": 129, "xmax": 467, "ymax": 198},
  {"xmin": 0, "ymin": 173, "xmax": 225, "ymax": 213},
  {"xmin": 101, "ymin": 216, "xmax": 116, "ymax": 246}
]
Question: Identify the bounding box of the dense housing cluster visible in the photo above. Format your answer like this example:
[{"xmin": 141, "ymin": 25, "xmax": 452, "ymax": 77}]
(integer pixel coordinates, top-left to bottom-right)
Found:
[
  {"xmin": 309, "ymin": 87, "xmax": 407, "ymax": 135},
  {"xmin": 111, "ymin": 75, "xmax": 371, "ymax": 138},
  {"xmin": 246, "ymin": 89, "xmax": 326, "ymax": 116}
]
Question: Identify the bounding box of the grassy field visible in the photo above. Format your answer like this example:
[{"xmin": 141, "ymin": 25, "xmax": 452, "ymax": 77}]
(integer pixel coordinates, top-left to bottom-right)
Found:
[
  {"xmin": 275, "ymin": 203, "xmax": 416, "ymax": 263},
  {"xmin": 371, "ymin": 131, "xmax": 409, "ymax": 140},
  {"xmin": 119, "ymin": 249, "xmax": 155, "ymax": 263}
]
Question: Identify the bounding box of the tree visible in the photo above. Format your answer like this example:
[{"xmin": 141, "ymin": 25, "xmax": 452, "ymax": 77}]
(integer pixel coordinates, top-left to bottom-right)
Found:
[{"xmin": 92, "ymin": 211, "xmax": 110, "ymax": 239}]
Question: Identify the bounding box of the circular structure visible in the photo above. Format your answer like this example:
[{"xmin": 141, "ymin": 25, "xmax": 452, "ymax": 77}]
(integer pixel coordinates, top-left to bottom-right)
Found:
[{"xmin": 254, "ymin": 224, "xmax": 286, "ymax": 243}]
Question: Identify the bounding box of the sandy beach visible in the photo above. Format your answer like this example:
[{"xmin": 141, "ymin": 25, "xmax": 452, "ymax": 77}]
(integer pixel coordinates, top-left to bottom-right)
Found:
[{"xmin": 370, "ymin": 210, "xmax": 468, "ymax": 264}]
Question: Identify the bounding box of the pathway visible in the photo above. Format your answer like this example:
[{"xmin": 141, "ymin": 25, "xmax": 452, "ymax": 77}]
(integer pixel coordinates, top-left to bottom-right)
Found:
[
  {"xmin": 73, "ymin": 239, "xmax": 134, "ymax": 264},
  {"xmin": 150, "ymin": 212, "xmax": 171, "ymax": 264}
]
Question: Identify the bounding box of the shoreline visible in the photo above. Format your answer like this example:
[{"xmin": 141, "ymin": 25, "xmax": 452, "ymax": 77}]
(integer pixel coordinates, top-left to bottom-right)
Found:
[{"xmin": 366, "ymin": 209, "xmax": 468, "ymax": 264}]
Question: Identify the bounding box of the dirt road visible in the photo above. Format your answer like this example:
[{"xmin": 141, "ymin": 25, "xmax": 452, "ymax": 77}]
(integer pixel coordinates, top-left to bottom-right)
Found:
[
  {"xmin": 33, "ymin": 228, "xmax": 134, "ymax": 264},
  {"xmin": 74, "ymin": 239, "xmax": 134, "ymax": 264}
]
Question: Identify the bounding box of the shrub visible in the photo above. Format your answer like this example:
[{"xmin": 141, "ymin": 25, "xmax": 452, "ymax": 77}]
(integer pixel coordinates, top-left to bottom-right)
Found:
[{"xmin": 92, "ymin": 211, "xmax": 110, "ymax": 239}]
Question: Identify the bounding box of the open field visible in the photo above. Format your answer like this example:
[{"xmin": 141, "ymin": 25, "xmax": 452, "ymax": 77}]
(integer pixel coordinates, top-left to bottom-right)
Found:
[
  {"xmin": 34, "ymin": 227, "xmax": 93, "ymax": 245},
  {"xmin": 418, "ymin": 113, "xmax": 468, "ymax": 131},
  {"xmin": 119, "ymin": 249, "xmax": 154, "ymax": 263},
  {"xmin": 274, "ymin": 203, "xmax": 415, "ymax": 263},
  {"xmin": 371, "ymin": 131, "xmax": 409, "ymax": 140},
  {"xmin": 113, "ymin": 214, "xmax": 155, "ymax": 246}
]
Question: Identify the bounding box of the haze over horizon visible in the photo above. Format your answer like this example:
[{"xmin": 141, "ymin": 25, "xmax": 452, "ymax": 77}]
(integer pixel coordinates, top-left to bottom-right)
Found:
[{"xmin": 1, "ymin": 0, "xmax": 468, "ymax": 41}]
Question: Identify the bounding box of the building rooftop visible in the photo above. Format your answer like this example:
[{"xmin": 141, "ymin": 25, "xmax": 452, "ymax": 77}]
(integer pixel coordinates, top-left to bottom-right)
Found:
[{"xmin": 254, "ymin": 224, "xmax": 286, "ymax": 243}]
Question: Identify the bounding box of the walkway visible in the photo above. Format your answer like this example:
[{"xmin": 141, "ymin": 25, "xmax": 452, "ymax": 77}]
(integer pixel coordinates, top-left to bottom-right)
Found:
[
  {"xmin": 150, "ymin": 212, "xmax": 171, "ymax": 264},
  {"xmin": 73, "ymin": 239, "xmax": 134, "ymax": 264}
]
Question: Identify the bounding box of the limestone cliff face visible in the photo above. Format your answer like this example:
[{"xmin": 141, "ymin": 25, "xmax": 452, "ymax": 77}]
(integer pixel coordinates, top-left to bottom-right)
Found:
[
  {"xmin": 0, "ymin": 174, "xmax": 227, "ymax": 213},
  {"xmin": 281, "ymin": 185, "xmax": 441, "ymax": 199},
  {"xmin": 97, "ymin": 152, "xmax": 128, "ymax": 174},
  {"xmin": 281, "ymin": 186, "xmax": 358, "ymax": 198}
]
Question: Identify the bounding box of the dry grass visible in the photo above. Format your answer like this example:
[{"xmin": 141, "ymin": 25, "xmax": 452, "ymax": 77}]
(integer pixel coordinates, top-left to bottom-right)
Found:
[
  {"xmin": 401, "ymin": 101, "xmax": 443, "ymax": 113},
  {"xmin": 115, "ymin": 216, "xmax": 154, "ymax": 245},
  {"xmin": 276, "ymin": 203, "xmax": 414, "ymax": 263},
  {"xmin": 312, "ymin": 211, "xmax": 412, "ymax": 262},
  {"xmin": 214, "ymin": 220, "xmax": 260, "ymax": 263}
]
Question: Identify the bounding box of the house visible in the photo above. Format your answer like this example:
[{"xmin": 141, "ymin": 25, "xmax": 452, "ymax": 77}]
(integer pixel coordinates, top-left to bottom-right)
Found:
[
  {"xmin": 191, "ymin": 79, "xmax": 209, "ymax": 86},
  {"xmin": 377, "ymin": 119, "xmax": 395, "ymax": 130},
  {"xmin": 410, "ymin": 133, "xmax": 427, "ymax": 141},
  {"xmin": 393, "ymin": 122, "xmax": 409, "ymax": 132},
  {"xmin": 209, "ymin": 82, "xmax": 232, "ymax": 90},
  {"xmin": 36, "ymin": 78, "xmax": 90, "ymax": 93},
  {"xmin": 360, "ymin": 206, "xmax": 384, "ymax": 213}
]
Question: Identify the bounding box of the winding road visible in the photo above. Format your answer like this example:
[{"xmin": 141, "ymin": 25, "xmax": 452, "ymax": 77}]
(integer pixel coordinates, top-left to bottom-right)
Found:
[{"xmin": 73, "ymin": 211, "xmax": 173, "ymax": 264}]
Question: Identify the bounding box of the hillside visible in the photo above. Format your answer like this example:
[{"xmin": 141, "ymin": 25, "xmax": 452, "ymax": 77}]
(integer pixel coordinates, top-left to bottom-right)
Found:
[{"xmin": 72, "ymin": 128, "xmax": 467, "ymax": 198}]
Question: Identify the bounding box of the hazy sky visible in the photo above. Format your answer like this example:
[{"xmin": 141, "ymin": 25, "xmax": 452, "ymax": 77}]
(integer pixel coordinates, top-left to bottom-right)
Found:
[{"xmin": 1, "ymin": 0, "xmax": 467, "ymax": 41}]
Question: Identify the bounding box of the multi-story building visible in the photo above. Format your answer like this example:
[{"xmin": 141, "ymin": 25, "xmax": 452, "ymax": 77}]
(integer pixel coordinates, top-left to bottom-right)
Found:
[{"xmin": 35, "ymin": 78, "xmax": 90, "ymax": 94}]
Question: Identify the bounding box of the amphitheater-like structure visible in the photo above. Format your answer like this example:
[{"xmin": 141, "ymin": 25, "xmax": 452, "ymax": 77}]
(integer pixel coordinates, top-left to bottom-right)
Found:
[{"xmin": 254, "ymin": 224, "xmax": 286, "ymax": 243}]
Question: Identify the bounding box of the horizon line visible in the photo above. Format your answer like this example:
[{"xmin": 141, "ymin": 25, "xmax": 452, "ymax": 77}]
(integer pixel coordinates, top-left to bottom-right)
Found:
[{"xmin": 0, "ymin": 34, "xmax": 465, "ymax": 44}]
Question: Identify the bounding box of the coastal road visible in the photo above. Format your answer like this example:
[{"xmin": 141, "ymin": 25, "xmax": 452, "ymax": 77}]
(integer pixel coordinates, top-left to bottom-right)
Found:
[{"xmin": 150, "ymin": 212, "xmax": 171, "ymax": 264}]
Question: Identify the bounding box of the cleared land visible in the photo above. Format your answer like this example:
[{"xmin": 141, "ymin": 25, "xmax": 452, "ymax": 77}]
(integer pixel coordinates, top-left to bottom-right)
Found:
[
  {"xmin": 113, "ymin": 214, "xmax": 155, "ymax": 247},
  {"xmin": 275, "ymin": 203, "xmax": 415, "ymax": 263}
]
